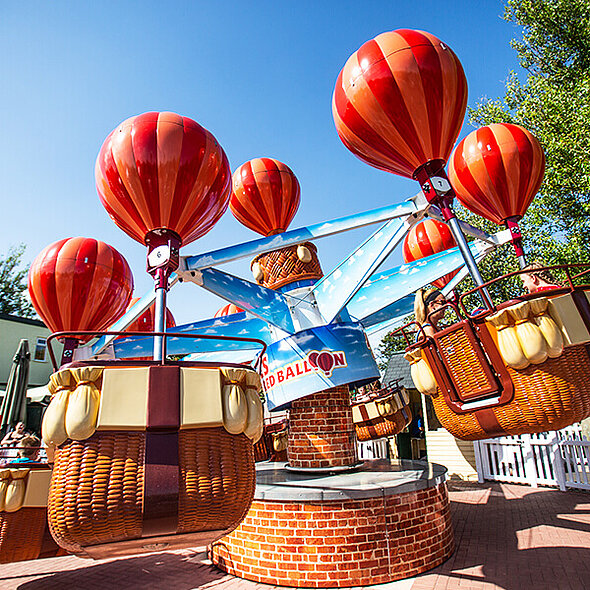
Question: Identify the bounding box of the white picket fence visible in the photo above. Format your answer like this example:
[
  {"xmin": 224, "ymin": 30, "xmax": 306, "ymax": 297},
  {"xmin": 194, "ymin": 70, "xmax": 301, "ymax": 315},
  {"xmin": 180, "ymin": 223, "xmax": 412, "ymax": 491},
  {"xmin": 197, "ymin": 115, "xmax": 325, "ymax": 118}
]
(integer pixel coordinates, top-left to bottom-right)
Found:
[{"xmin": 473, "ymin": 425, "xmax": 590, "ymax": 490}]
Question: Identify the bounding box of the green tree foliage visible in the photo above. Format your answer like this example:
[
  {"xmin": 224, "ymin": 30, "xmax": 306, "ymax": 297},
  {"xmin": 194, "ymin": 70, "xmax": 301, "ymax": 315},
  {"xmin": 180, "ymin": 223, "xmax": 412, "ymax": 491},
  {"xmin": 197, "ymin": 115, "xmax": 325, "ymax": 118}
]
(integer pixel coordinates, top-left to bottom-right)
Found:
[
  {"xmin": 0, "ymin": 244, "xmax": 36, "ymax": 318},
  {"xmin": 469, "ymin": 0, "xmax": 590, "ymax": 266}
]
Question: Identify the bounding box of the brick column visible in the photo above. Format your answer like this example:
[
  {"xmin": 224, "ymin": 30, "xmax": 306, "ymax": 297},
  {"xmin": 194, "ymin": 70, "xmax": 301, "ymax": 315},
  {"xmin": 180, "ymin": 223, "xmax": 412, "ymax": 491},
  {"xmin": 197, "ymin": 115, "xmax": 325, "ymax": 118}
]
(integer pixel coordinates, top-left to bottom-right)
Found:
[{"xmin": 287, "ymin": 386, "xmax": 357, "ymax": 469}]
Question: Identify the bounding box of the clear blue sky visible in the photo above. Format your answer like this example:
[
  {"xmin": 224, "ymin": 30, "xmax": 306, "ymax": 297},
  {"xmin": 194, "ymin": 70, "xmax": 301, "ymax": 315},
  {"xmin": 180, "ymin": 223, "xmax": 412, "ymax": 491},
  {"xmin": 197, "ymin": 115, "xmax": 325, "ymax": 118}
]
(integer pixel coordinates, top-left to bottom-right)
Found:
[{"xmin": 0, "ymin": 1, "xmax": 520, "ymax": 325}]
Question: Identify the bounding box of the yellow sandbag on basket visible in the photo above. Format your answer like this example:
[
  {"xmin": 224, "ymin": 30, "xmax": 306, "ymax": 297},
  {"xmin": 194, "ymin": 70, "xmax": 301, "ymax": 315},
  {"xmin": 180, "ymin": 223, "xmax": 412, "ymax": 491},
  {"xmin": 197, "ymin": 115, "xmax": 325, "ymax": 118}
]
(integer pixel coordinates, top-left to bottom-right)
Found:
[
  {"xmin": 4, "ymin": 470, "xmax": 28, "ymax": 513},
  {"xmin": 529, "ymin": 298, "xmax": 564, "ymax": 358},
  {"xmin": 405, "ymin": 349, "xmax": 437, "ymax": 395},
  {"xmin": 487, "ymin": 309, "xmax": 529, "ymax": 369},
  {"xmin": 508, "ymin": 302, "xmax": 548, "ymax": 365},
  {"xmin": 42, "ymin": 370, "xmax": 73, "ymax": 447},
  {"xmin": 65, "ymin": 367, "xmax": 102, "ymax": 441},
  {"xmin": 220, "ymin": 368, "xmax": 248, "ymax": 435}
]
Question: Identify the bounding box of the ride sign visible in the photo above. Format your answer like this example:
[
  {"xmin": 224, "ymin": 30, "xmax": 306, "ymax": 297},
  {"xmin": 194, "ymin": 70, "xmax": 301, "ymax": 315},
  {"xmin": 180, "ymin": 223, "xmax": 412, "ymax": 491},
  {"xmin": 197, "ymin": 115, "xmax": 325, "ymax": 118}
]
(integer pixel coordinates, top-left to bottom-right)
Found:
[{"xmin": 261, "ymin": 322, "xmax": 380, "ymax": 410}]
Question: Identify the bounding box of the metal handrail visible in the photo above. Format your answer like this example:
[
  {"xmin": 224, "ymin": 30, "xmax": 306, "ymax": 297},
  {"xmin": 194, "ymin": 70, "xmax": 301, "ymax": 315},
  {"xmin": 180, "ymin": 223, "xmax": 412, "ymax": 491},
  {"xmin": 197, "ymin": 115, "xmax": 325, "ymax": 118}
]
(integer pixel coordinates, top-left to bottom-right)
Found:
[{"xmin": 47, "ymin": 330, "xmax": 267, "ymax": 371}]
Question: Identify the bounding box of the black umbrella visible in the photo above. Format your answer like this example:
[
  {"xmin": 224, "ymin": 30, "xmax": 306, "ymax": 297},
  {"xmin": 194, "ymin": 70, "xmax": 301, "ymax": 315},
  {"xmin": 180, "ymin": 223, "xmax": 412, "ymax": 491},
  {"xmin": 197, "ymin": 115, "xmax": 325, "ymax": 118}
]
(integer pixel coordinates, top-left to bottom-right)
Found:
[{"xmin": 0, "ymin": 339, "xmax": 30, "ymax": 434}]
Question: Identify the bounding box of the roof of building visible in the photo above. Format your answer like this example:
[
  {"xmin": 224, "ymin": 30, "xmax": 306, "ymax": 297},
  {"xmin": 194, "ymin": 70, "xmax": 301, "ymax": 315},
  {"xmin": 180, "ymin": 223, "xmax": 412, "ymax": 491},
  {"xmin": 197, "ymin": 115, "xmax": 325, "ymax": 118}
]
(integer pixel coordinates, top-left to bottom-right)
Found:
[
  {"xmin": 382, "ymin": 351, "xmax": 414, "ymax": 389},
  {"xmin": 0, "ymin": 313, "xmax": 46, "ymax": 328}
]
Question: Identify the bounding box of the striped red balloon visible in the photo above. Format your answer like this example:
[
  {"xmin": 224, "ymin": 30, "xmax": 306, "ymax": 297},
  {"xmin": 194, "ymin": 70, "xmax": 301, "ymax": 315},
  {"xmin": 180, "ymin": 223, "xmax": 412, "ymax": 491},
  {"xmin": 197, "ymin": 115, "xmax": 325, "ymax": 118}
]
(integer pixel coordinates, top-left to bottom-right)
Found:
[
  {"xmin": 230, "ymin": 158, "xmax": 300, "ymax": 236},
  {"xmin": 448, "ymin": 123, "xmax": 545, "ymax": 224},
  {"xmin": 125, "ymin": 297, "xmax": 176, "ymax": 332},
  {"xmin": 214, "ymin": 303, "xmax": 245, "ymax": 317},
  {"xmin": 28, "ymin": 237, "xmax": 134, "ymax": 341},
  {"xmin": 333, "ymin": 29, "xmax": 468, "ymax": 178},
  {"xmin": 95, "ymin": 111, "xmax": 231, "ymax": 245},
  {"xmin": 403, "ymin": 219, "xmax": 458, "ymax": 289}
]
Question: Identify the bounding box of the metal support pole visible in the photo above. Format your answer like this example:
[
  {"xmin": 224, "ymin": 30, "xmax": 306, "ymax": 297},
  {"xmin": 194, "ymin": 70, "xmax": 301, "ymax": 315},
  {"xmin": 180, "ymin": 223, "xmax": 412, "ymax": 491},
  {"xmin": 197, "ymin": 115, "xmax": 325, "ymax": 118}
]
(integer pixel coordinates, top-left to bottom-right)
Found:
[
  {"xmin": 445, "ymin": 215, "xmax": 493, "ymax": 308},
  {"xmin": 153, "ymin": 269, "xmax": 167, "ymax": 362}
]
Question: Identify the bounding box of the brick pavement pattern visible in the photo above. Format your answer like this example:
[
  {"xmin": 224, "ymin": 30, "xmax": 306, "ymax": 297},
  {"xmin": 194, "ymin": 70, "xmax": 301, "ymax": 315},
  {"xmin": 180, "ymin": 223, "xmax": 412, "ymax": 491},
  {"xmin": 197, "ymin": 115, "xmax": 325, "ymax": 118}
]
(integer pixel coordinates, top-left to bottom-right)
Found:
[{"xmin": 0, "ymin": 481, "xmax": 588, "ymax": 590}]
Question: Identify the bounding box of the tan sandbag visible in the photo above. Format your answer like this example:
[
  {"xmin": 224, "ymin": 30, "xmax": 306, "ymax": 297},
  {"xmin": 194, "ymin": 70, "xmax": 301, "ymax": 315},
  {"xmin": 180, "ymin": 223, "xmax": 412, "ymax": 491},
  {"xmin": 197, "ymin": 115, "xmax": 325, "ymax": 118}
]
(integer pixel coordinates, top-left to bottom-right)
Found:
[
  {"xmin": 252, "ymin": 262, "xmax": 264, "ymax": 283},
  {"xmin": 0, "ymin": 470, "xmax": 10, "ymax": 512},
  {"xmin": 244, "ymin": 388, "xmax": 264, "ymax": 442},
  {"xmin": 405, "ymin": 348, "xmax": 437, "ymax": 395},
  {"xmin": 65, "ymin": 367, "xmax": 103, "ymax": 441},
  {"xmin": 42, "ymin": 370, "xmax": 73, "ymax": 447},
  {"xmin": 508, "ymin": 302, "xmax": 548, "ymax": 365},
  {"xmin": 220, "ymin": 368, "xmax": 249, "ymax": 435},
  {"xmin": 376, "ymin": 397, "xmax": 394, "ymax": 417},
  {"xmin": 4, "ymin": 469, "xmax": 29, "ymax": 513},
  {"xmin": 405, "ymin": 350, "xmax": 425, "ymax": 393},
  {"xmin": 529, "ymin": 298, "xmax": 564, "ymax": 358},
  {"xmin": 487, "ymin": 310, "xmax": 529, "ymax": 370},
  {"xmin": 272, "ymin": 429, "xmax": 288, "ymax": 452},
  {"xmin": 297, "ymin": 245, "xmax": 312, "ymax": 263}
]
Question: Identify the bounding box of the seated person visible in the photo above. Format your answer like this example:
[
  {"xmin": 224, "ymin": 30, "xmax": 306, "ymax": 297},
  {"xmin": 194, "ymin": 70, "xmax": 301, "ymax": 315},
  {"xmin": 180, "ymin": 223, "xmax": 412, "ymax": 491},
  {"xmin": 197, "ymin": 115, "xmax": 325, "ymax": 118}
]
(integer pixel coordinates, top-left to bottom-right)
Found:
[
  {"xmin": 5, "ymin": 435, "xmax": 42, "ymax": 465},
  {"xmin": 1, "ymin": 421, "xmax": 27, "ymax": 447},
  {"xmin": 414, "ymin": 288, "xmax": 447, "ymax": 338},
  {"xmin": 521, "ymin": 262, "xmax": 561, "ymax": 294}
]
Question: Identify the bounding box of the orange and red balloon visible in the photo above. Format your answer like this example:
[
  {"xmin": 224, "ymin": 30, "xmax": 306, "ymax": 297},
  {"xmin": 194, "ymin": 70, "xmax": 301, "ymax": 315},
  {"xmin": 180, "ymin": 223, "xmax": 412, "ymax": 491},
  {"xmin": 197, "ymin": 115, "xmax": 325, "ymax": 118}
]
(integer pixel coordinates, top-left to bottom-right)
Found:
[
  {"xmin": 448, "ymin": 123, "xmax": 545, "ymax": 225},
  {"xmin": 403, "ymin": 219, "xmax": 458, "ymax": 289},
  {"xmin": 214, "ymin": 303, "xmax": 245, "ymax": 317},
  {"xmin": 230, "ymin": 158, "xmax": 300, "ymax": 236},
  {"xmin": 95, "ymin": 111, "xmax": 231, "ymax": 246},
  {"xmin": 28, "ymin": 237, "xmax": 133, "ymax": 341},
  {"xmin": 333, "ymin": 29, "xmax": 467, "ymax": 178}
]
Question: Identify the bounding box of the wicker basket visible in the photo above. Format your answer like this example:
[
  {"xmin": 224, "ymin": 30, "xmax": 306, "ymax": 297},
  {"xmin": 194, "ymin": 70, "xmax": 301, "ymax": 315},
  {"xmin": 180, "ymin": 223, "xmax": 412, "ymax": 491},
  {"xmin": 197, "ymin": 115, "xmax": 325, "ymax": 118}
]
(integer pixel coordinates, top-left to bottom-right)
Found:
[
  {"xmin": 251, "ymin": 242, "xmax": 323, "ymax": 289},
  {"xmin": 355, "ymin": 406, "xmax": 412, "ymax": 442},
  {"xmin": 431, "ymin": 343, "xmax": 590, "ymax": 440},
  {"xmin": 0, "ymin": 507, "xmax": 47, "ymax": 563},
  {"xmin": 47, "ymin": 428, "xmax": 255, "ymax": 557}
]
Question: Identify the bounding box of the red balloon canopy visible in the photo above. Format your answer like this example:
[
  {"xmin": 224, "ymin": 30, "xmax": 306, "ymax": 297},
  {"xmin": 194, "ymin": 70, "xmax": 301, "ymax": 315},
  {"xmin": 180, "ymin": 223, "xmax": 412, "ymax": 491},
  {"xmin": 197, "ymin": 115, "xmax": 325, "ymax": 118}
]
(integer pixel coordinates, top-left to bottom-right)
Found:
[
  {"xmin": 95, "ymin": 111, "xmax": 231, "ymax": 246},
  {"xmin": 214, "ymin": 303, "xmax": 245, "ymax": 318},
  {"xmin": 230, "ymin": 157, "xmax": 300, "ymax": 236},
  {"xmin": 28, "ymin": 237, "xmax": 134, "ymax": 341},
  {"xmin": 125, "ymin": 297, "xmax": 176, "ymax": 333},
  {"xmin": 403, "ymin": 219, "xmax": 458, "ymax": 289},
  {"xmin": 448, "ymin": 123, "xmax": 545, "ymax": 225},
  {"xmin": 332, "ymin": 29, "xmax": 468, "ymax": 178}
]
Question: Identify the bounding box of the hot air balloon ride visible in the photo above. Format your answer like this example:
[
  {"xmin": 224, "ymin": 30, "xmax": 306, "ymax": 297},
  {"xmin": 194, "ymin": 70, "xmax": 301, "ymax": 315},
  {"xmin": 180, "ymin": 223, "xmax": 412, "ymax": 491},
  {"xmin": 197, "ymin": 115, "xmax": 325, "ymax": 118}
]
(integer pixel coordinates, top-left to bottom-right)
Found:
[
  {"xmin": 332, "ymin": 29, "xmax": 487, "ymax": 286},
  {"xmin": 28, "ymin": 112, "xmax": 266, "ymax": 561},
  {"xmin": 0, "ymin": 237, "xmax": 134, "ymax": 564},
  {"xmin": 95, "ymin": 111, "xmax": 232, "ymax": 359},
  {"xmin": 403, "ymin": 219, "xmax": 458, "ymax": 289},
  {"xmin": 449, "ymin": 123, "xmax": 545, "ymax": 268},
  {"xmin": 332, "ymin": 30, "xmax": 590, "ymax": 440},
  {"xmin": 230, "ymin": 157, "xmax": 324, "ymax": 290}
]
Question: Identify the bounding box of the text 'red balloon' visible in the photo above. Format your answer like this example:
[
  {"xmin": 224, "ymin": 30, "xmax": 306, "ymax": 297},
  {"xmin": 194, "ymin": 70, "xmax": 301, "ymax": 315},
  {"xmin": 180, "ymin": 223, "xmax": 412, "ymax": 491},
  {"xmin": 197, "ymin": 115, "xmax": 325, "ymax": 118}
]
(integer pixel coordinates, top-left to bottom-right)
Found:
[
  {"xmin": 28, "ymin": 237, "xmax": 134, "ymax": 341},
  {"xmin": 403, "ymin": 219, "xmax": 458, "ymax": 289},
  {"xmin": 214, "ymin": 303, "xmax": 245, "ymax": 317},
  {"xmin": 333, "ymin": 29, "xmax": 468, "ymax": 178},
  {"xmin": 230, "ymin": 157, "xmax": 300, "ymax": 236},
  {"xmin": 448, "ymin": 123, "xmax": 545, "ymax": 225},
  {"xmin": 95, "ymin": 111, "xmax": 231, "ymax": 246},
  {"xmin": 125, "ymin": 297, "xmax": 176, "ymax": 333}
]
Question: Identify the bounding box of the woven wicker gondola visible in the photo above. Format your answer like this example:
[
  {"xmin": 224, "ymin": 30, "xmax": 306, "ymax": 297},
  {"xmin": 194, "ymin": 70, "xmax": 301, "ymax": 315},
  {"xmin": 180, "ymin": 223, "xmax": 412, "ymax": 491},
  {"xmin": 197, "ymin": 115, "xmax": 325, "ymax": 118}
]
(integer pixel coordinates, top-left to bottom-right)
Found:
[
  {"xmin": 251, "ymin": 242, "xmax": 323, "ymax": 290},
  {"xmin": 0, "ymin": 465, "xmax": 61, "ymax": 563},
  {"xmin": 404, "ymin": 289, "xmax": 590, "ymax": 440},
  {"xmin": 352, "ymin": 388, "xmax": 412, "ymax": 442},
  {"xmin": 42, "ymin": 362, "xmax": 263, "ymax": 558}
]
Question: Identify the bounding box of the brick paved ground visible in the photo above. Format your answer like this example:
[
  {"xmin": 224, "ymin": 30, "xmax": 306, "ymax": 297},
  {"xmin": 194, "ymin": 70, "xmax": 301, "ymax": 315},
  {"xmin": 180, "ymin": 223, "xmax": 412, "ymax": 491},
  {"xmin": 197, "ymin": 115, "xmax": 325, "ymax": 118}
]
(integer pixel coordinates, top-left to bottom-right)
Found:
[{"xmin": 0, "ymin": 481, "xmax": 588, "ymax": 590}]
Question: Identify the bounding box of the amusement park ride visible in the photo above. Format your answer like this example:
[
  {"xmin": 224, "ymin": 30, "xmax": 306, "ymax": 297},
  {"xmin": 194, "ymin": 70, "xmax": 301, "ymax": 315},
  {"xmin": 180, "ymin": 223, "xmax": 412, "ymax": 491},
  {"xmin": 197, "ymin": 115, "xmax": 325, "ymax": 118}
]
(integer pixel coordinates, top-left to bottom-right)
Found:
[{"xmin": 1, "ymin": 27, "xmax": 590, "ymax": 587}]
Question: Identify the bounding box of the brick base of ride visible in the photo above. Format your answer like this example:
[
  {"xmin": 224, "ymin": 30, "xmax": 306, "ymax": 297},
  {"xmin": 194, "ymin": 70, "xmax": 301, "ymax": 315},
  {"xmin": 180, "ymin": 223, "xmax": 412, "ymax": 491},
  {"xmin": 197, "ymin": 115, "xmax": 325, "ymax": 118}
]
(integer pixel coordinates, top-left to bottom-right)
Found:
[
  {"xmin": 210, "ymin": 482, "xmax": 454, "ymax": 588},
  {"xmin": 287, "ymin": 387, "xmax": 357, "ymax": 469}
]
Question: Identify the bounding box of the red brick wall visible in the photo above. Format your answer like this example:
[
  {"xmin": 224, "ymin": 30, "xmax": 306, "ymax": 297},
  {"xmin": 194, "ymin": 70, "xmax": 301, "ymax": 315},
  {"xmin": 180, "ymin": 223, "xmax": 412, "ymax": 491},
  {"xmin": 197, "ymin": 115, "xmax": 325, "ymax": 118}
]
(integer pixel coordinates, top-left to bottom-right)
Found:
[
  {"xmin": 210, "ymin": 482, "xmax": 454, "ymax": 588},
  {"xmin": 288, "ymin": 387, "xmax": 357, "ymax": 469}
]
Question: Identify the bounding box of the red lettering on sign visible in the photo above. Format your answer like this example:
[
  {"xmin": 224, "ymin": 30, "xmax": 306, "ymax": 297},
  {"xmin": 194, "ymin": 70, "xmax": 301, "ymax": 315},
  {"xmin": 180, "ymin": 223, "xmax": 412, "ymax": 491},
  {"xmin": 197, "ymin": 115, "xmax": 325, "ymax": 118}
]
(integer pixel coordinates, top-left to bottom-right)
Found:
[
  {"xmin": 333, "ymin": 352, "xmax": 346, "ymax": 367},
  {"xmin": 286, "ymin": 366, "xmax": 295, "ymax": 379}
]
